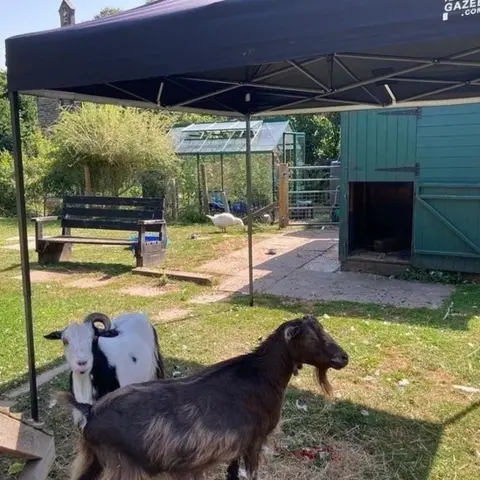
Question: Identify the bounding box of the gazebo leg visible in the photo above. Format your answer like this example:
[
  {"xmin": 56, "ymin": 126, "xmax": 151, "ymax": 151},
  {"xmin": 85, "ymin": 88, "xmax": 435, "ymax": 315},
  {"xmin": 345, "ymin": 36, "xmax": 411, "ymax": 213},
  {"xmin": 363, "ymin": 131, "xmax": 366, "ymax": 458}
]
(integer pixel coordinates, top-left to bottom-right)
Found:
[
  {"xmin": 9, "ymin": 91, "xmax": 39, "ymax": 423},
  {"xmin": 245, "ymin": 102, "xmax": 254, "ymax": 307}
]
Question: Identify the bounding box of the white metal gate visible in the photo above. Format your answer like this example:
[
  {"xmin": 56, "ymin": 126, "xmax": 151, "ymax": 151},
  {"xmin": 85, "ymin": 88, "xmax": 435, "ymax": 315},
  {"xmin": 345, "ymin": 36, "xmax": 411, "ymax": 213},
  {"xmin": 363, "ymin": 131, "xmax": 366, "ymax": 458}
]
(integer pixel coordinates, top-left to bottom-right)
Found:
[{"xmin": 288, "ymin": 165, "xmax": 340, "ymax": 225}]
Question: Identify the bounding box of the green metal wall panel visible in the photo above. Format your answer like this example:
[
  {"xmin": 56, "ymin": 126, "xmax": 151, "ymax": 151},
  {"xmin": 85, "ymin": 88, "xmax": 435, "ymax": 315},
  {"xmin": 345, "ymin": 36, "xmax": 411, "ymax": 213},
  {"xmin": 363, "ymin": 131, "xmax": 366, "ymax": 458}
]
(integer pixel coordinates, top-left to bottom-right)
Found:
[
  {"xmin": 343, "ymin": 110, "xmax": 418, "ymax": 182},
  {"xmin": 413, "ymin": 184, "xmax": 480, "ymax": 273},
  {"xmin": 416, "ymin": 103, "xmax": 480, "ymax": 183},
  {"xmin": 341, "ymin": 103, "xmax": 480, "ymax": 273},
  {"xmin": 413, "ymin": 104, "xmax": 480, "ymax": 273}
]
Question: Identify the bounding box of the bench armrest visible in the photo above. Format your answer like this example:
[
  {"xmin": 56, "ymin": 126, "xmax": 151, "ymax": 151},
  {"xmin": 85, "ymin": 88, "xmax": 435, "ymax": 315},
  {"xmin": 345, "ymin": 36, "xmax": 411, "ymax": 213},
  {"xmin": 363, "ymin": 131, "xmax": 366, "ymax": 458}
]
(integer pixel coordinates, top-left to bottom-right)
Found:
[
  {"xmin": 32, "ymin": 216, "xmax": 60, "ymax": 223},
  {"xmin": 137, "ymin": 219, "xmax": 166, "ymax": 226}
]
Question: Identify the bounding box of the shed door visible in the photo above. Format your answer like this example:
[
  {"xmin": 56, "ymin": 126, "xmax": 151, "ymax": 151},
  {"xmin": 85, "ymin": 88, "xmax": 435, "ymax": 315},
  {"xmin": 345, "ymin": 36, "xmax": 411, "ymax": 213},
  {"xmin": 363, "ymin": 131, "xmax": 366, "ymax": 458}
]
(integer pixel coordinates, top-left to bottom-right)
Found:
[
  {"xmin": 344, "ymin": 109, "xmax": 420, "ymax": 182},
  {"xmin": 412, "ymin": 184, "xmax": 480, "ymax": 273}
]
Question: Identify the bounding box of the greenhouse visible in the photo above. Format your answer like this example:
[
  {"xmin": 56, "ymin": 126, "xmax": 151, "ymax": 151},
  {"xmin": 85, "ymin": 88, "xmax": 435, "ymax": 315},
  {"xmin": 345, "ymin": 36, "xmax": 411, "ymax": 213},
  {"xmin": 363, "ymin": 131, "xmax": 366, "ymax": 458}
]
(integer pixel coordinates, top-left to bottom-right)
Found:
[{"xmin": 170, "ymin": 119, "xmax": 304, "ymax": 218}]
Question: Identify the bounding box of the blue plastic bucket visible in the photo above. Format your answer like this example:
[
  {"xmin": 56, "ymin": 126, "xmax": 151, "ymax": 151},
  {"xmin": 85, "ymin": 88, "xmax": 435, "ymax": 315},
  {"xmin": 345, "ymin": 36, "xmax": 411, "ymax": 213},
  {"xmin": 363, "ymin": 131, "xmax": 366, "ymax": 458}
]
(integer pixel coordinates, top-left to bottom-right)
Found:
[{"xmin": 127, "ymin": 234, "xmax": 169, "ymax": 251}]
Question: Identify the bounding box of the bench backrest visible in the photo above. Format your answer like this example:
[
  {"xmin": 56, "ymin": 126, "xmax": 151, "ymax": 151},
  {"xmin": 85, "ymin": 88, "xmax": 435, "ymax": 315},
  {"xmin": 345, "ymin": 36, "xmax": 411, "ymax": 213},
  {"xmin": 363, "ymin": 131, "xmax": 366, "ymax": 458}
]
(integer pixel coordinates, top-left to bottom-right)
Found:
[{"xmin": 62, "ymin": 196, "xmax": 164, "ymax": 231}]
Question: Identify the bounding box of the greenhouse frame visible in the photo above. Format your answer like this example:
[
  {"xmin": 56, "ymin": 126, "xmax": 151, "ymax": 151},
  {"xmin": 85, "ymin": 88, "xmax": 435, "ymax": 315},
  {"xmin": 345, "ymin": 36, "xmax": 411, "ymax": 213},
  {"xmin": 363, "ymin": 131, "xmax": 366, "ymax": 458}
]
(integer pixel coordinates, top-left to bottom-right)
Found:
[{"xmin": 170, "ymin": 119, "xmax": 305, "ymax": 214}]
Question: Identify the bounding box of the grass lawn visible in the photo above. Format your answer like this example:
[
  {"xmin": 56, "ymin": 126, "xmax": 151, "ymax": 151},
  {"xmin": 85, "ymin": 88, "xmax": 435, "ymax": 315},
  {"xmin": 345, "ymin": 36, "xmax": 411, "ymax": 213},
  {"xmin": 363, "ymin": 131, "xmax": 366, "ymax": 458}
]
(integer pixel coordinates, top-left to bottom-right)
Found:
[
  {"xmin": 0, "ymin": 217, "xmax": 277, "ymax": 389},
  {"xmin": 0, "ymin": 217, "xmax": 479, "ymax": 479}
]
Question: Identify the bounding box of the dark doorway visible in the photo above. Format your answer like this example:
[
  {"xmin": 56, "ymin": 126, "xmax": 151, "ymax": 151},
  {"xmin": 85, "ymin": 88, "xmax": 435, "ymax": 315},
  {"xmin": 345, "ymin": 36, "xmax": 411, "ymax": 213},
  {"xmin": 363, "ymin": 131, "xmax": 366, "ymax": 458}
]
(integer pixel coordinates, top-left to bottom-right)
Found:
[{"xmin": 349, "ymin": 182, "xmax": 414, "ymax": 262}]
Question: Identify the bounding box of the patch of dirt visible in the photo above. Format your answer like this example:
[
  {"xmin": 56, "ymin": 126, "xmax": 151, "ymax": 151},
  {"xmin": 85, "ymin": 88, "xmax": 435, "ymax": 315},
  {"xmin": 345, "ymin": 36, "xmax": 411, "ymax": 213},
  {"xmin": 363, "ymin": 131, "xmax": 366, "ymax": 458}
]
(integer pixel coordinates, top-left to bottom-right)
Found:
[
  {"xmin": 3, "ymin": 241, "xmax": 36, "ymax": 251},
  {"xmin": 67, "ymin": 275, "xmax": 115, "ymax": 289},
  {"xmin": 152, "ymin": 308, "xmax": 192, "ymax": 324},
  {"xmin": 424, "ymin": 367, "xmax": 457, "ymax": 386},
  {"xmin": 378, "ymin": 349, "xmax": 413, "ymax": 373},
  {"xmin": 121, "ymin": 284, "xmax": 180, "ymax": 297},
  {"xmin": 13, "ymin": 270, "xmax": 74, "ymax": 283},
  {"xmin": 5, "ymin": 236, "xmax": 35, "ymax": 245},
  {"xmin": 189, "ymin": 292, "xmax": 232, "ymax": 304},
  {"xmin": 201, "ymin": 435, "xmax": 381, "ymax": 480},
  {"xmin": 262, "ymin": 440, "xmax": 380, "ymax": 480}
]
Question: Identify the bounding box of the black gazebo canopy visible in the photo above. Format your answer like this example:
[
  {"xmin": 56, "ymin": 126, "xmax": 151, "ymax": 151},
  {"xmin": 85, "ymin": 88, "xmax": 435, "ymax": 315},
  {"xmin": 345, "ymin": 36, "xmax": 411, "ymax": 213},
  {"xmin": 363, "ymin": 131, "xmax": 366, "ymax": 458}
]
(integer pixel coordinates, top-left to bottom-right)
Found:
[
  {"xmin": 5, "ymin": 0, "xmax": 480, "ymax": 421},
  {"xmin": 6, "ymin": 0, "xmax": 480, "ymax": 114}
]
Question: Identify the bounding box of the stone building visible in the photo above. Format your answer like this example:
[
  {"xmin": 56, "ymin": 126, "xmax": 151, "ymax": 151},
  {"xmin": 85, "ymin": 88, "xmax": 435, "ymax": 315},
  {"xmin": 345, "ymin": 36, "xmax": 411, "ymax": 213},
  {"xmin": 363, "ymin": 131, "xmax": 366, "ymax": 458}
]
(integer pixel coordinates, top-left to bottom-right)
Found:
[{"xmin": 37, "ymin": 1, "xmax": 76, "ymax": 129}]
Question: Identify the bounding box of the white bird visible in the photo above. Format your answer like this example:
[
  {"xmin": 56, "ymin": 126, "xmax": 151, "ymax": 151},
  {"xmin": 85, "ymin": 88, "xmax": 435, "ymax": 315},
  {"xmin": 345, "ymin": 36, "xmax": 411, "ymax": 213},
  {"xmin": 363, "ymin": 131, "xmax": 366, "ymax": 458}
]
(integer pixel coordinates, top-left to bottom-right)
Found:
[{"xmin": 206, "ymin": 213, "xmax": 245, "ymax": 232}]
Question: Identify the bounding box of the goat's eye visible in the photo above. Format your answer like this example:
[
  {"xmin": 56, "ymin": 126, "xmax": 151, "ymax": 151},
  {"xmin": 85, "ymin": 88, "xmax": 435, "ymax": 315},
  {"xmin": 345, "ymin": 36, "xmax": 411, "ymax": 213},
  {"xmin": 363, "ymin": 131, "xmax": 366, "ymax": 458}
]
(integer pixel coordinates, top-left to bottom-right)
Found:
[{"xmin": 62, "ymin": 338, "xmax": 69, "ymax": 346}]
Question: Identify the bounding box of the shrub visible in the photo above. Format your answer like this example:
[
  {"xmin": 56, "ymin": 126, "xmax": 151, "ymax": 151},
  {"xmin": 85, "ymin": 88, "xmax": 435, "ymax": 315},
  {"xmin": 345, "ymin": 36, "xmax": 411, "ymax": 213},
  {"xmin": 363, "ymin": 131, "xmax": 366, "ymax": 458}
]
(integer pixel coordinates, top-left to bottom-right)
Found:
[
  {"xmin": 0, "ymin": 131, "xmax": 56, "ymax": 217},
  {"xmin": 0, "ymin": 150, "xmax": 16, "ymax": 216},
  {"xmin": 50, "ymin": 104, "xmax": 180, "ymax": 196}
]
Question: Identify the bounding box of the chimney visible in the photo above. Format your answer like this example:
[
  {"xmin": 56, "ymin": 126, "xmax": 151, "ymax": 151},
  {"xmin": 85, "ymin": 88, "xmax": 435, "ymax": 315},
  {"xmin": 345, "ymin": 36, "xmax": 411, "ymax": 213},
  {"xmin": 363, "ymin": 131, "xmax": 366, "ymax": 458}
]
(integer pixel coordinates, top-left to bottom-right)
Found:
[{"xmin": 59, "ymin": 0, "xmax": 76, "ymax": 27}]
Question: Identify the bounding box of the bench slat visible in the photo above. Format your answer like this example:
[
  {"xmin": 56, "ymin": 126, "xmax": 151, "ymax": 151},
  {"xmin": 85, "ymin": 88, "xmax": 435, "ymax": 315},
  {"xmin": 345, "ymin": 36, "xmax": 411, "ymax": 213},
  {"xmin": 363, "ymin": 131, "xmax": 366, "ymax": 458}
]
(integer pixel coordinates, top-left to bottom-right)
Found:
[
  {"xmin": 63, "ymin": 196, "xmax": 163, "ymax": 207},
  {"xmin": 39, "ymin": 236, "xmax": 137, "ymax": 245},
  {"xmin": 62, "ymin": 219, "xmax": 164, "ymax": 231},
  {"xmin": 64, "ymin": 207, "xmax": 163, "ymax": 220}
]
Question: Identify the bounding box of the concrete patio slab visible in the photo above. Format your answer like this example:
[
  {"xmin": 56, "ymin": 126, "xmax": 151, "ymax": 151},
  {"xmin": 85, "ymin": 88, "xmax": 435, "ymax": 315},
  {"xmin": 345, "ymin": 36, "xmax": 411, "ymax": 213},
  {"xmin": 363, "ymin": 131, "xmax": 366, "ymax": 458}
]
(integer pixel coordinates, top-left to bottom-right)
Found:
[
  {"xmin": 267, "ymin": 269, "xmax": 451, "ymax": 309},
  {"xmin": 207, "ymin": 228, "xmax": 452, "ymax": 309}
]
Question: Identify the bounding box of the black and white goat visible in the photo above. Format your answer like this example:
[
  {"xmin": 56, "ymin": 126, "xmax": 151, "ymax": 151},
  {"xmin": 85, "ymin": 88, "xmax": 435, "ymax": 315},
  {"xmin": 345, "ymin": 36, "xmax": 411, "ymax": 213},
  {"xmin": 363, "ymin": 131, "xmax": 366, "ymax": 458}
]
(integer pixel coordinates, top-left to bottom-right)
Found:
[
  {"xmin": 61, "ymin": 315, "xmax": 348, "ymax": 480},
  {"xmin": 45, "ymin": 312, "xmax": 164, "ymax": 426}
]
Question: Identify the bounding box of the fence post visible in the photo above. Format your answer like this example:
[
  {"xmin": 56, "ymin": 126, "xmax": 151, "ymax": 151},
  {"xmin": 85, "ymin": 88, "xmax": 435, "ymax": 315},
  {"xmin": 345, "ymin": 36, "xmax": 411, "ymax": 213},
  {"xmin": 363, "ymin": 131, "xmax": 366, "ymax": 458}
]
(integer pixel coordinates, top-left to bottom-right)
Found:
[
  {"xmin": 200, "ymin": 164, "xmax": 209, "ymax": 215},
  {"xmin": 83, "ymin": 166, "xmax": 92, "ymax": 195},
  {"xmin": 278, "ymin": 163, "xmax": 289, "ymax": 228},
  {"xmin": 221, "ymin": 191, "xmax": 230, "ymax": 213}
]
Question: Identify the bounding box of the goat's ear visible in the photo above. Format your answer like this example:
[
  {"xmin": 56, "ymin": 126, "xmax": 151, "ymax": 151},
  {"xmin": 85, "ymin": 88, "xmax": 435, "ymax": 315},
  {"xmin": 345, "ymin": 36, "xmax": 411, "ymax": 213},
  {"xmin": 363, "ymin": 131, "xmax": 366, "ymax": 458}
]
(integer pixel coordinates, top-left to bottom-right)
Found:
[
  {"xmin": 284, "ymin": 325, "xmax": 301, "ymax": 342},
  {"xmin": 44, "ymin": 330, "xmax": 63, "ymax": 340},
  {"xmin": 96, "ymin": 329, "xmax": 119, "ymax": 338}
]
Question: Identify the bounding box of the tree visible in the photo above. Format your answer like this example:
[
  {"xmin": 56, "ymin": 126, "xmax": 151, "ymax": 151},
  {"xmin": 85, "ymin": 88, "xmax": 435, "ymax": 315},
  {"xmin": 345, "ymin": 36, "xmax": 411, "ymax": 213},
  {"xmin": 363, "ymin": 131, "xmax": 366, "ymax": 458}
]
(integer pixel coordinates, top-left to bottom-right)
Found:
[
  {"xmin": 0, "ymin": 70, "xmax": 38, "ymax": 156},
  {"xmin": 49, "ymin": 104, "xmax": 180, "ymax": 196},
  {"xmin": 94, "ymin": 6, "xmax": 123, "ymax": 19},
  {"xmin": 289, "ymin": 114, "xmax": 340, "ymax": 165}
]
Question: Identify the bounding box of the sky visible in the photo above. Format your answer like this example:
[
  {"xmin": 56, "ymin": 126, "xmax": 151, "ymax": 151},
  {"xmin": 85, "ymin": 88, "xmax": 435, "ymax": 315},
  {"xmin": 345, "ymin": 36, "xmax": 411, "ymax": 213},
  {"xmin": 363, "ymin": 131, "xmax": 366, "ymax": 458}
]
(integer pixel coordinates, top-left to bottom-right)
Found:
[{"xmin": 0, "ymin": 0, "xmax": 144, "ymax": 68}]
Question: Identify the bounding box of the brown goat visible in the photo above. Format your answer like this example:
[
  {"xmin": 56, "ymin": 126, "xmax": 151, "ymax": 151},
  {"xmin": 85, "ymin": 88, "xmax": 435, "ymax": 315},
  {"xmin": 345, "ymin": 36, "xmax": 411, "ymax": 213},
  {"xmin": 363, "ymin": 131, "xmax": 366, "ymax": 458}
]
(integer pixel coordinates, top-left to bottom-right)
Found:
[{"xmin": 62, "ymin": 315, "xmax": 348, "ymax": 480}]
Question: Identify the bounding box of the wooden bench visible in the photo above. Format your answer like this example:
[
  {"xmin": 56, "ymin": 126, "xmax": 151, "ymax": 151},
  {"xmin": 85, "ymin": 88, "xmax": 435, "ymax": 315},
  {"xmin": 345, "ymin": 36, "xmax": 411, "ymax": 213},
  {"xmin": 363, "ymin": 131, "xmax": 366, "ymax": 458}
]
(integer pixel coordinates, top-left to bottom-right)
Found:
[{"xmin": 32, "ymin": 196, "xmax": 167, "ymax": 268}]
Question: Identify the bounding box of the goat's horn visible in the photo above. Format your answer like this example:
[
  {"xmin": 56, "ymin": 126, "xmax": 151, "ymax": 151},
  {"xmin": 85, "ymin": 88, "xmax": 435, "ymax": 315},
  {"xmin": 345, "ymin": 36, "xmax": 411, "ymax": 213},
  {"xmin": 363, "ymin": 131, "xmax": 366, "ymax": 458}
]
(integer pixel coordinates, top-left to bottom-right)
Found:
[{"xmin": 83, "ymin": 312, "xmax": 111, "ymax": 330}]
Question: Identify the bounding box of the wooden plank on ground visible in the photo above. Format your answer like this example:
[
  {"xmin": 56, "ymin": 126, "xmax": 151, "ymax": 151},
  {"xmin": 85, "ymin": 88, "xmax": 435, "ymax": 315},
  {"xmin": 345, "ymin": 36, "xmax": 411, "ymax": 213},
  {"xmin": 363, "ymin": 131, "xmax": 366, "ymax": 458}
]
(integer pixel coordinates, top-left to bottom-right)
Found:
[
  {"xmin": 133, "ymin": 267, "xmax": 215, "ymax": 285},
  {"xmin": 0, "ymin": 408, "xmax": 54, "ymax": 461},
  {"xmin": 19, "ymin": 436, "xmax": 55, "ymax": 480}
]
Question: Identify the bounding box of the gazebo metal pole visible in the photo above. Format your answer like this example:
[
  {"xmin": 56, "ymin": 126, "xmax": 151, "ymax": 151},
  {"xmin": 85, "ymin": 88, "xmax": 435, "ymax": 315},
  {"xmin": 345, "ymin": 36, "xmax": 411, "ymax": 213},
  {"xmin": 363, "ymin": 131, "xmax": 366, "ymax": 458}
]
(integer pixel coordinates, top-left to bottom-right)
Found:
[
  {"xmin": 245, "ymin": 105, "xmax": 254, "ymax": 306},
  {"xmin": 9, "ymin": 91, "xmax": 39, "ymax": 422},
  {"xmin": 271, "ymin": 152, "xmax": 276, "ymax": 221}
]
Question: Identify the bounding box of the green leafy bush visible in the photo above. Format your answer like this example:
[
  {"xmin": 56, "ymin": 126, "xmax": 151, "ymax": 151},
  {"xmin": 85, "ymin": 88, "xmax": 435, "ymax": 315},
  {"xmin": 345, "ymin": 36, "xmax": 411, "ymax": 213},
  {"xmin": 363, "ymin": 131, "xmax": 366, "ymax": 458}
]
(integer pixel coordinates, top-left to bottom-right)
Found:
[
  {"xmin": 50, "ymin": 104, "xmax": 180, "ymax": 196},
  {"xmin": 0, "ymin": 131, "xmax": 55, "ymax": 216}
]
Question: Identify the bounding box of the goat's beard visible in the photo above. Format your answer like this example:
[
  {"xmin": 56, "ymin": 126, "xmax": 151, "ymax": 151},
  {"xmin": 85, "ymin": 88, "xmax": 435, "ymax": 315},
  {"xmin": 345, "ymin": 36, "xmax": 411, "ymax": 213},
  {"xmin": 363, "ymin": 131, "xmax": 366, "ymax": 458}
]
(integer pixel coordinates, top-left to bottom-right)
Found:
[{"xmin": 315, "ymin": 367, "xmax": 333, "ymax": 397}]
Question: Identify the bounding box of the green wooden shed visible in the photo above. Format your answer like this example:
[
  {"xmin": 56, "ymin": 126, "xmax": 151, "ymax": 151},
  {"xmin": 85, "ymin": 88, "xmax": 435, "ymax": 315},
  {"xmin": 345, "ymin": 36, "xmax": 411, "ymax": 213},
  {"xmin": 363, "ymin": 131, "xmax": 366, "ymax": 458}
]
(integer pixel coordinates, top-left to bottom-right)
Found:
[{"xmin": 339, "ymin": 103, "xmax": 480, "ymax": 275}]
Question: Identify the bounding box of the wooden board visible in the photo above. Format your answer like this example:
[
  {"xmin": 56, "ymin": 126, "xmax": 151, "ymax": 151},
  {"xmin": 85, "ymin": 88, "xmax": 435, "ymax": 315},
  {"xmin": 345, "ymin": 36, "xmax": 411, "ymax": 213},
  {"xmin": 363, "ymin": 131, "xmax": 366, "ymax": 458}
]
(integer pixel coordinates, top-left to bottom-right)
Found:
[
  {"xmin": 40, "ymin": 236, "xmax": 136, "ymax": 245},
  {"xmin": 0, "ymin": 408, "xmax": 54, "ymax": 461},
  {"xmin": 133, "ymin": 267, "xmax": 215, "ymax": 285},
  {"xmin": 62, "ymin": 219, "xmax": 146, "ymax": 231},
  {"xmin": 278, "ymin": 163, "xmax": 289, "ymax": 228},
  {"xmin": 64, "ymin": 207, "xmax": 164, "ymax": 220},
  {"xmin": 64, "ymin": 195, "xmax": 164, "ymax": 207},
  {"xmin": 241, "ymin": 201, "xmax": 278, "ymax": 222}
]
